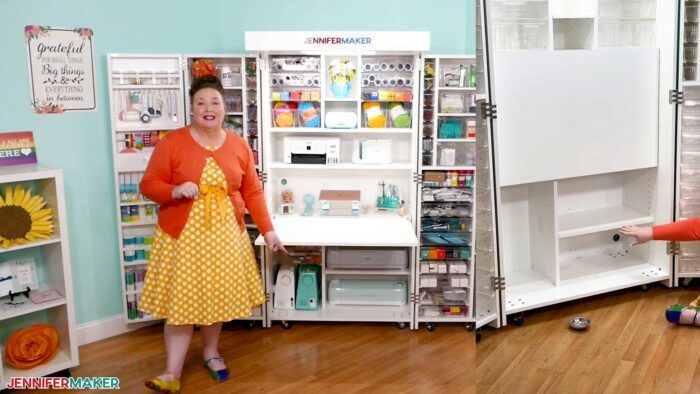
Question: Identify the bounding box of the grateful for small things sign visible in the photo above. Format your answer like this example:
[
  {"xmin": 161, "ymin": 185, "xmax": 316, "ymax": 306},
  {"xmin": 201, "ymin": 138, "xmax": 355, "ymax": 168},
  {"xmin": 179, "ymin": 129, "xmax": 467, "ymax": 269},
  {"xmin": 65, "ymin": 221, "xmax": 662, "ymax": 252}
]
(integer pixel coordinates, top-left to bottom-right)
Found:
[
  {"xmin": 25, "ymin": 26, "xmax": 97, "ymax": 114},
  {"xmin": 0, "ymin": 132, "xmax": 38, "ymax": 166}
]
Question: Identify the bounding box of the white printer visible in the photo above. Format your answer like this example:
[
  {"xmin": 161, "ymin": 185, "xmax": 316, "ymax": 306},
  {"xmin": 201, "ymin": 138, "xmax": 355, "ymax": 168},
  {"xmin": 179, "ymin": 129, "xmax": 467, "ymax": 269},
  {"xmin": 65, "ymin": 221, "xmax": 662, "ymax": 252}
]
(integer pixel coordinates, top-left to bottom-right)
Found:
[{"xmin": 284, "ymin": 137, "xmax": 340, "ymax": 165}]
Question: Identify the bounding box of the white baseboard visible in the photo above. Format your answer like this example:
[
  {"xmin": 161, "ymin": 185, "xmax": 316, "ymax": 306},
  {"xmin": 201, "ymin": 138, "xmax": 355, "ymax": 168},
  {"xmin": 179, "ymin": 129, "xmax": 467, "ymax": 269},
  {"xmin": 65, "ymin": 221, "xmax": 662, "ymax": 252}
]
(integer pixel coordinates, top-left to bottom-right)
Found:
[{"xmin": 77, "ymin": 314, "xmax": 158, "ymax": 346}]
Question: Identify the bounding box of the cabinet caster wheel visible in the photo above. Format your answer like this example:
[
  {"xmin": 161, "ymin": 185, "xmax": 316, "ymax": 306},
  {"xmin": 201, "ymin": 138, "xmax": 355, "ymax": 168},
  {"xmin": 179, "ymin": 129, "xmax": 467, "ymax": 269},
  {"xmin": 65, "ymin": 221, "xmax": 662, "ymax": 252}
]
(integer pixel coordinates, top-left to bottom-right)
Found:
[
  {"xmin": 512, "ymin": 312, "xmax": 524, "ymax": 326},
  {"xmin": 466, "ymin": 322, "xmax": 475, "ymax": 332},
  {"xmin": 397, "ymin": 322, "xmax": 407, "ymax": 330},
  {"xmin": 426, "ymin": 323, "xmax": 437, "ymax": 332},
  {"xmin": 281, "ymin": 321, "xmax": 292, "ymax": 329},
  {"xmin": 476, "ymin": 328, "xmax": 482, "ymax": 342},
  {"xmin": 640, "ymin": 284, "xmax": 649, "ymax": 292},
  {"xmin": 681, "ymin": 278, "xmax": 692, "ymax": 288},
  {"xmin": 244, "ymin": 321, "xmax": 256, "ymax": 330}
]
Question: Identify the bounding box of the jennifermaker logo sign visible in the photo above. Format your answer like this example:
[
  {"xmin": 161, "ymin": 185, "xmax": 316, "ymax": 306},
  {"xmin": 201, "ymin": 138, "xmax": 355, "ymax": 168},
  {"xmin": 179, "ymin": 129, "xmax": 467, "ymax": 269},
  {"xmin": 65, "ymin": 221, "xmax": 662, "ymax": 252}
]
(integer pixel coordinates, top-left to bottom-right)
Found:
[{"xmin": 304, "ymin": 36, "xmax": 372, "ymax": 45}]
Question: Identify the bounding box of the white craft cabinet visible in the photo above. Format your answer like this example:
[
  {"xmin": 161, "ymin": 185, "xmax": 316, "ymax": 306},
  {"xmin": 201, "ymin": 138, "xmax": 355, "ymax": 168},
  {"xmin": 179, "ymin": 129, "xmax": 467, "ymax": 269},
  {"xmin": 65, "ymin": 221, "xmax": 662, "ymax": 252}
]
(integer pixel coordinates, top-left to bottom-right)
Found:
[
  {"xmin": 479, "ymin": 0, "xmax": 683, "ymax": 327},
  {"xmin": 107, "ymin": 53, "xmax": 266, "ymax": 327}
]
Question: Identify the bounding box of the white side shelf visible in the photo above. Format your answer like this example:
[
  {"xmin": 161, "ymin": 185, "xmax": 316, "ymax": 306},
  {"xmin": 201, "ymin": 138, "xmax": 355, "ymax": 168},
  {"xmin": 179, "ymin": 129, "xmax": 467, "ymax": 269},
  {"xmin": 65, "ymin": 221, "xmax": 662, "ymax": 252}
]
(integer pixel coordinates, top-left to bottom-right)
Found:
[{"xmin": 558, "ymin": 206, "xmax": 654, "ymax": 238}]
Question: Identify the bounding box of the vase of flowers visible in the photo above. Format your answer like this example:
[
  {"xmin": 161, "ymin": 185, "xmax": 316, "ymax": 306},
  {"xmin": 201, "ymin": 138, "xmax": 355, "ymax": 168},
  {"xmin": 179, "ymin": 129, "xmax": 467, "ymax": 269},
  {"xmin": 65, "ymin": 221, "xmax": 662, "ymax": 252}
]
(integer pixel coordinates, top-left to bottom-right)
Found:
[{"xmin": 328, "ymin": 59, "xmax": 356, "ymax": 98}]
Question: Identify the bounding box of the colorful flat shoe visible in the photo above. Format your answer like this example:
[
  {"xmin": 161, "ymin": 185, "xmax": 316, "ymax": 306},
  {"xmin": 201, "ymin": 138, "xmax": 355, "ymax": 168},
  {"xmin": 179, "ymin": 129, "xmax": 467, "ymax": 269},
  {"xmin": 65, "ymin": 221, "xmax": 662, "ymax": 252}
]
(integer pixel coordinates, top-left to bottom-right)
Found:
[
  {"xmin": 144, "ymin": 375, "xmax": 181, "ymax": 394},
  {"xmin": 203, "ymin": 357, "xmax": 229, "ymax": 382}
]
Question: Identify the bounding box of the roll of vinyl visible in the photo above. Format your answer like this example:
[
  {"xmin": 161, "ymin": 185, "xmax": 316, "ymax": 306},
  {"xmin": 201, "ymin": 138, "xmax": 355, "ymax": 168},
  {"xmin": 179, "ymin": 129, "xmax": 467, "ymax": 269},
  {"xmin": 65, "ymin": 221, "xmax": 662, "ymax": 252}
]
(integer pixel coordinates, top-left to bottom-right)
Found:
[
  {"xmin": 368, "ymin": 74, "xmax": 376, "ymax": 82},
  {"xmin": 375, "ymin": 79, "xmax": 383, "ymax": 87},
  {"xmin": 363, "ymin": 63, "xmax": 373, "ymax": 72},
  {"xmin": 388, "ymin": 63, "xmax": 396, "ymax": 71},
  {"xmin": 273, "ymin": 62, "xmax": 283, "ymax": 71},
  {"xmin": 313, "ymin": 78, "xmax": 321, "ymax": 86},
  {"xmin": 313, "ymin": 63, "xmax": 320, "ymax": 71},
  {"xmin": 389, "ymin": 78, "xmax": 398, "ymax": 87},
  {"xmin": 305, "ymin": 78, "xmax": 314, "ymax": 86},
  {"xmin": 300, "ymin": 57, "xmax": 310, "ymax": 64},
  {"xmin": 372, "ymin": 63, "xmax": 381, "ymax": 71},
  {"xmin": 362, "ymin": 78, "xmax": 370, "ymax": 87},
  {"xmin": 404, "ymin": 63, "xmax": 413, "ymax": 71},
  {"xmin": 277, "ymin": 78, "xmax": 285, "ymax": 86},
  {"xmin": 270, "ymin": 78, "xmax": 278, "ymax": 86},
  {"xmin": 304, "ymin": 63, "xmax": 313, "ymax": 70},
  {"xmin": 397, "ymin": 78, "xmax": 405, "ymax": 86},
  {"xmin": 404, "ymin": 78, "xmax": 413, "ymax": 86},
  {"xmin": 397, "ymin": 63, "xmax": 405, "ymax": 71},
  {"xmin": 381, "ymin": 78, "xmax": 390, "ymax": 86},
  {"xmin": 380, "ymin": 63, "xmax": 389, "ymax": 71}
]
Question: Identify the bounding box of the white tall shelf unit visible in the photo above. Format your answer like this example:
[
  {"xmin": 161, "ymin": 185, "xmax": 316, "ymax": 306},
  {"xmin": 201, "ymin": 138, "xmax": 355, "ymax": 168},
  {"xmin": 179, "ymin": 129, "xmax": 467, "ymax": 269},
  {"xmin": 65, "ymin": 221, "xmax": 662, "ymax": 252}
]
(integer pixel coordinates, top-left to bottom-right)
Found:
[
  {"xmin": 480, "ymin": 0, "xmax": 680, "ymax": 326},
  {"xmin": 417, "ymin": 55, "xmax": 481, "ymax": 331},
  {"xmin": 107, "ymin": 53, "xmax": 266, "ymax": 326},
  {"xmin": 0, "ymin": 165, "xmax": 78, "ymax": 386},
  {"xmin": 248, "ymin": 31, "xmax": 427, "ymax": 329}
]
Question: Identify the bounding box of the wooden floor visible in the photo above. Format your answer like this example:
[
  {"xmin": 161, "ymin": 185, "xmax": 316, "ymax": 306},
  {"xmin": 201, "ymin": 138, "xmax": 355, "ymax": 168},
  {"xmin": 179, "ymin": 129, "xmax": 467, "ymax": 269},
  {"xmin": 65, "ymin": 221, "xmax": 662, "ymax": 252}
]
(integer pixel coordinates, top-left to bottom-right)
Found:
[
  {"xmin": 477, "ymin": 283, "xmax": 700, "ymax": 394},
  {"xmin": 13, "ymin": 322, "xmax": 474, "ymax": 393}
]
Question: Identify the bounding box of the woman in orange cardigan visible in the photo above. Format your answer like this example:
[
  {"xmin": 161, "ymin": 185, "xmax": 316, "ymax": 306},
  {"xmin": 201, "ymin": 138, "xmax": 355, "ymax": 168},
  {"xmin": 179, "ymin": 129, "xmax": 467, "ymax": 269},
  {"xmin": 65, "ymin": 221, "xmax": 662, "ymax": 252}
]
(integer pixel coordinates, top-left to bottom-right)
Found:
[
  {"xmin": 621, "ymin": 219, "xmax": 700, "ymax": 245},
  {"xmin": 139, "ymin": 75, "xmax": 286, "ymax": 393}
]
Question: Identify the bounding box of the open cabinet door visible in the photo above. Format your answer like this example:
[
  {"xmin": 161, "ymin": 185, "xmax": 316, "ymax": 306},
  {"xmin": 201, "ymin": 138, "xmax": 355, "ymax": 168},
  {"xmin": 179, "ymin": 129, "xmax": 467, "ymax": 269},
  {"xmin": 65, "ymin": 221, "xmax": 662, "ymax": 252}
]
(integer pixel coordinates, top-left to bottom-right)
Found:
[
  {"xmin": 675, "ymin": 0, "xmax": 700, "ymax": 285},
  {"xmin": 474, "ymin": 0, "xmax": 506, "ymax": 329},
  {"xmin": 483, "ymin": 0, "xmax": 678, "ymax": 320}
]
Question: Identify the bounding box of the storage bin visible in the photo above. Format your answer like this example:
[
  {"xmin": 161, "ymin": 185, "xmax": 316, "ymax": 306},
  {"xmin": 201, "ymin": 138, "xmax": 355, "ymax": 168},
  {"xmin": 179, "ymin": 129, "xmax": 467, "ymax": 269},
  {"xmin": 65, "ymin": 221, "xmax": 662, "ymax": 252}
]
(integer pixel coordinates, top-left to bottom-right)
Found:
[
  {"xmin": 687, "ymin": 24, "xmax": 699, "ymax": 43},
  {"xmin": 439, "ymin": 93, "xmax": 467, "ymax": 113},
  {"xmin": 492, "ymin": 21, "xmax": 548, "ymax": 50},
  {"xmin": 680, "ymin": 200, "xmax": 700, "ymax": 217},
  {"xmin": 681, "ymin": 167, "xmax": 700, "ymax": 182},
  {"xmin": 685, "ymin": 64, "xmax": 697, "ymax": 81},
  {"xmin": 680, "ymin": 182, "xmax": 700, "ymax": 200},
  {"xmin": 489, "ymin": 0, "xmax": 548, "ymax": 20},
  {"xmin": 438, "ymin": 119, "xmax": 466, "ymax": 138},
  {"xmin": 685, "ymin": 45, "xmax": 698, "ymax": 63},
  {"xmin": 436, "ymin": 141, "xmax": 475, "ymax": 167},
  {"xmin": 682, "ymin": 131, "xmax": 700, "ymax": 145},
  {"xmin": 688, "ymin": 3, "xmax": 700, "ymax": 22}
]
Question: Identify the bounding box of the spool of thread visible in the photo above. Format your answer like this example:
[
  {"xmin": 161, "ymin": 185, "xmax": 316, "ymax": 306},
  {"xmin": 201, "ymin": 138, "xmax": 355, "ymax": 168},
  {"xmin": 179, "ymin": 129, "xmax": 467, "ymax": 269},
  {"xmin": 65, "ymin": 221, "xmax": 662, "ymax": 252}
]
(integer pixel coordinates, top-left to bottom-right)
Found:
[
  {"xmin": 130, "ymin": 206, "xmax": 140, "ymax": 222},
  {"xmin": 124, "ymin": 249, "xmax": 135, "ymax": 262},
  {"xmin": 145, "ymin": 250, "xmax": 151, "ymax": 260},
  {"xmin": 123, "ymin": 236, "xmax": 135, "ymax": 246},
  {"xmin": 135, "ymin": 236, "xmax": 144, "ymax": 245},
  {"xmin": 144, "ymin": 235, "xmax": 154, "ymax": 245}
]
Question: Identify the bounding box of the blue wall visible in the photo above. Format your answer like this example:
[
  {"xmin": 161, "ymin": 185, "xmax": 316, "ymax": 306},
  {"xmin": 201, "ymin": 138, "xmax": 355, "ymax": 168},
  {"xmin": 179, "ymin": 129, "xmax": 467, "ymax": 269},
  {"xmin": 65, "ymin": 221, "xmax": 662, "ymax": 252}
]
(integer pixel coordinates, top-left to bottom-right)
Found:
[{"xmin": 0, "ymin": 0, "xmax": 475, "ymax": 325}]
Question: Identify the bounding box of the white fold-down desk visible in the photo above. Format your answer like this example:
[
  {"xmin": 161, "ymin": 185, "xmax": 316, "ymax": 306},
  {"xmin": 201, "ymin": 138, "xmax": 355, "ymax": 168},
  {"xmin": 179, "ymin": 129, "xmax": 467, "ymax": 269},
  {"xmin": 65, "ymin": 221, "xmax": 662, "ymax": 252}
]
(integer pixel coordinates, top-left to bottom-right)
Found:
[
  {"xmin": 254, "ymin": 214, "xmax": 419, "ymax": 247},
  {"xmin": 254, "ymin": 214, "xmax": 419, "ymax": 329}
]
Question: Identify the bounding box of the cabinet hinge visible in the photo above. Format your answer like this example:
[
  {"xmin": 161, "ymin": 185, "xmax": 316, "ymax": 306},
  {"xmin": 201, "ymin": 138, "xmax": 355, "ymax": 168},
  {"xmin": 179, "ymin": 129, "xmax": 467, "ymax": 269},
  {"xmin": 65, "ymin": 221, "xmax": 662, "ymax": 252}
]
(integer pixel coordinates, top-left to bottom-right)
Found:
[
  {"xmin": 180, "ymin": 59, "xmax": 188, "ymax": 72},
  {"xmin": 667, "ymin": 241, "xmax": 681, "ymax": 256},
  {"xmin": 413, "ymin": 172, "xmax": 423, "ymax": 184},
  {"xmin": 669, "ymin": 90, "xmax": 684, "ymax": 105},
  {"xmin": 491, "ymin": 276, "xmax": 506, "ymax": 291},
  {"xmin": 482, "ymin": 102, "xmax": 497, "ymax": 119},
  {"xmin": 410, "ymin": 293, "xmax": 421, "ymax": 304},
  {"xmin": 264, "ymin": 292, "xmax": 271, "ymax": 302},
  {"xmin": 258, "ymin": 171, "xmax": 268, "ymax": 184},
  {"xmin": 259, "ymin": 58, "xmax": 267, "ymax": 72}
]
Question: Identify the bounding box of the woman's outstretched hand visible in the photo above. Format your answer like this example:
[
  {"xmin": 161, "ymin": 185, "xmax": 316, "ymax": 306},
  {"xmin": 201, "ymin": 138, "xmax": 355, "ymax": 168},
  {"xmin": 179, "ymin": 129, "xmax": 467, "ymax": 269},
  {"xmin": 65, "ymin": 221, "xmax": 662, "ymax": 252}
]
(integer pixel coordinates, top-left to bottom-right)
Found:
[
  {"xmin": 619, "ymin": 225, "xmax": 653, "ymax": 246},
  {"xmin": 264, "ymin": 231, "xmax": 288, "ymax": 254}
]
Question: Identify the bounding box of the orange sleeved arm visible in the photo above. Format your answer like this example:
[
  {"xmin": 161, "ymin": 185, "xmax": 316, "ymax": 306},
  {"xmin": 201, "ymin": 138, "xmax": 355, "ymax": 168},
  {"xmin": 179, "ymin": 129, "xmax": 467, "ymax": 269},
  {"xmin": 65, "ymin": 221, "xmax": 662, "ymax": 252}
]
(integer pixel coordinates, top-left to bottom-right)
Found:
[
  {"xmin": 240, "ymin": 144, "xmax": 273, "ymax": 234},
  {"xmin": 652, "ymin": 218, "xmax": 700, "ymax": 241},
  {"xmin": 139, "ymin": 139, "xmax": 177, "ymax": 204}
]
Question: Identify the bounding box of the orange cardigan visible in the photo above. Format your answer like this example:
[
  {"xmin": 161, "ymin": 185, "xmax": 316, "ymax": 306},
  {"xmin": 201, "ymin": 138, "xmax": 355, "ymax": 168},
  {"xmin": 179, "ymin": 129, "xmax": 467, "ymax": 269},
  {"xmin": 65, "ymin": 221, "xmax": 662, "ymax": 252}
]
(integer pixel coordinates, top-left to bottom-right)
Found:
[
  {"xmin": 140, "ymin": 127, "xmax": 273, "ymax": 239},
  {"xmin": 652, "ymin": 218, "xmax": 700, "ymax": 241}
]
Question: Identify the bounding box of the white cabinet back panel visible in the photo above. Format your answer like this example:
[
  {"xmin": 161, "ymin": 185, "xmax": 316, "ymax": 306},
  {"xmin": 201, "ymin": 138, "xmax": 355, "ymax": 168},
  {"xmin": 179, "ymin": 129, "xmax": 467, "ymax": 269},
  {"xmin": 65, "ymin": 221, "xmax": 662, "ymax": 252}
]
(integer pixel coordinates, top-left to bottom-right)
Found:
[{"xmin": 494, "ymin": 48, "xmax": 659, "ymax": 186}]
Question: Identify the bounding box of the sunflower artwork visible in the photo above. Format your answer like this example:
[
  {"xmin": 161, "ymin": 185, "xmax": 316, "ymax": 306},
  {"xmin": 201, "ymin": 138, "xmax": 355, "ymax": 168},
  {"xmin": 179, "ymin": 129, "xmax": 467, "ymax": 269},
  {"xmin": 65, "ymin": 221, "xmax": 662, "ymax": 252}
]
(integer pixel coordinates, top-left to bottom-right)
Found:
[{"xmin": 0, "ymin": 185, "xmax": 53, "ymax": 249}]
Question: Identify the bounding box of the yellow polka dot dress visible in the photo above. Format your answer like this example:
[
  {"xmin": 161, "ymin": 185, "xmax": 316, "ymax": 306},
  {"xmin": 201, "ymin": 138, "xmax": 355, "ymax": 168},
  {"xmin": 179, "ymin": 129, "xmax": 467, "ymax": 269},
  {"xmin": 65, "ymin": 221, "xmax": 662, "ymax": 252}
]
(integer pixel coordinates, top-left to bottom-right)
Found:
[{"xmin": 139, "ymin": 149, "xmax": 266, "ymax": 325}]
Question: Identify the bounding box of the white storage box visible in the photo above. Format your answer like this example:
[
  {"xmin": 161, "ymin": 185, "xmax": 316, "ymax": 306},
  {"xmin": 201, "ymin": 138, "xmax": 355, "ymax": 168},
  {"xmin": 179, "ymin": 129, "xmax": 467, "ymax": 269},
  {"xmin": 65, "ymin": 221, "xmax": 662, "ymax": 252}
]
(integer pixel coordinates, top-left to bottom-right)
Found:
[
  {"xmin": 326, "ymin": 247, "xmax": 408, "ymax": 270},
  {"xmin": 328, "ymin": 279, "xmax": 407, "ymax": 306}
]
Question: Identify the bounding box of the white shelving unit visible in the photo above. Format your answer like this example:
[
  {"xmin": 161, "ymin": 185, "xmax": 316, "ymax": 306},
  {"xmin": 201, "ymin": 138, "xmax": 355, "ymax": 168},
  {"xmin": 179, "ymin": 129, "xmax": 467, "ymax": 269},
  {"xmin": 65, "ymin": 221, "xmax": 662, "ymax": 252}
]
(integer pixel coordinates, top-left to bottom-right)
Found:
[
  {"xmin": 0, "ymin": 165, "xmax": 78, "ymax": 387},
  {"xmin": 417, "ymin": 55, "xmax": 478, "ymax": 332},
  {"xmin": 247, "ymin": 31, "xmax": 427, "ymax": 329},
  {"xmin": 182, "ymin": 54, "xmax": 266, "ymax": 327},
  {"xmin": 480, "ymin": 0, "xmax": 678, "ymax": 327},
  {"xmin": 108, "ymin": 53, "xmax": 268, "ymax": 327},
  {"xmin": 107, "ymin": 54, "xmax": 186, "ymax": 324}
]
